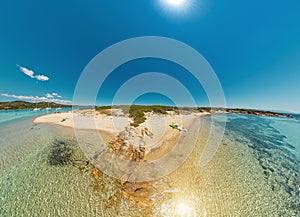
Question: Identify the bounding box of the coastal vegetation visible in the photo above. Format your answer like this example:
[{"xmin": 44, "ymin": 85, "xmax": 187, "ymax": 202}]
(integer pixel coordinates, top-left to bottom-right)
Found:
[
  {"xmin": 96, "ymin": 105, "xmax": 296, "ymax": 127},
  {"xmin": 96, "ymin": 105, "xmax": 179, "ymax": 127}
]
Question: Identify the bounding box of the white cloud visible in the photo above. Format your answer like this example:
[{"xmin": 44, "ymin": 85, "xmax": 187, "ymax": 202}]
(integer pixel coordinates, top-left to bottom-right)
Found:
[
  {"xmin": 17, "ymin": 64, "xmax": 49, "ymax": 81},
  {"xmin": 17, "ymin": 65, "xmax": 35, "ymax": 78},
  {"xmin": 1, "ymin": 93, "xmax": 71, "ymax": 104},
  {"xmin": 45, "ymin": 93, "xmax": 54, "ymax": 98},
  {"xmin": 1, "ymin": 93, "xmax": 38, "ymax": 101},
  {"xmin": 39, "ymin": 97, "xmax": 48, "ymax": 101},
  {"xmin": 51, "ymin": 99, "xmax": 72, "ymax": 104},
  {"xmin": 52, "ymin": 93, "xmax": 62, "ymax": 98},
  {"xmin": 35, "ymin": 75, "xmax": 49, "ymax": 81},
  {"xmin": 45, "ymin": 93, "xmax": 63, "ymax": 99}
]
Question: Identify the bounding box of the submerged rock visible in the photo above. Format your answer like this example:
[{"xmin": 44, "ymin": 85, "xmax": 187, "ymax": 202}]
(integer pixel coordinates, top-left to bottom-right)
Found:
[
  {"xmin": 122, "ymin": 181, "xmax": 153, "ymax": 207},
  {"xmin": 47, "ymin": 139, "xmax": 75, "ymax": 166}
]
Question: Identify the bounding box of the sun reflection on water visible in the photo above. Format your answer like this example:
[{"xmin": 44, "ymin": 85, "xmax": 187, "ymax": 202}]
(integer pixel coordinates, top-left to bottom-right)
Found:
[
  {"xmin": 159, "ymin": 197, "xmax": 198, "ymax": 217},
  {"xmin": 175, "ymin": 201, "xmax": 197, "ymax": 216}
]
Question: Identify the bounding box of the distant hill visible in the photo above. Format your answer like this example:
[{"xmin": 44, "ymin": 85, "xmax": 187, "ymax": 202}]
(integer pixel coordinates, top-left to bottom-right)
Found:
[
  {"xmin": 225, "ymin": 108, "xmax": 294, "ymax": 118},
  {"xmin": 0, "ymin": 101, "xmax": 71, "ymax": 110}
]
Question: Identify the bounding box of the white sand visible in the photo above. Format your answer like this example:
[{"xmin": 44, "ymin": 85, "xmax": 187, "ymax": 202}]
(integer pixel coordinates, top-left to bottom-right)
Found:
[
  {"xmin": 34, "ymin": 110, "xmax": 130, "ymax": 134},
  {"xmin": 34, "ymin": 110, "xmax": 210, "ymax": 151}
]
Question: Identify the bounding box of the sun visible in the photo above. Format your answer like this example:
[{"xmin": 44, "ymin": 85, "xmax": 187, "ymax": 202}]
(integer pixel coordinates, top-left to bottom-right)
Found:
[
  {"xmin": 160, "ymin": 0, "xmax": 193, "ymax": 13},
  {"xmin": 166, "ymin": 0, "xmax": 186, "ymax": 6}
]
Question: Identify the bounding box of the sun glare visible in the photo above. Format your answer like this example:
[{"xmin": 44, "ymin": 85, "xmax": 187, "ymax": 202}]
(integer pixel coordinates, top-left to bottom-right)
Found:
[
  {"xmin": 175, "ymin": 201, "xmax": 197, "ymax": 216},
  {"xmin": 159, "ymin": 0, "xmax": 194, "ymax": 15},
  {"xmin": 166, "ymin": 0, "xmax": 186, "ymax": 6}
]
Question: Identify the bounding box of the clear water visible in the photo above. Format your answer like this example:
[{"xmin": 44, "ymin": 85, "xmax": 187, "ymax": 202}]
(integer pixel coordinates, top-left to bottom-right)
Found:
[
  {"xmin": 0, "ymin": 112, "xmax": 299, "ymax": 216},
  {"xmin": 0, "ymin": 108, "xmax": 72, "ymax": 126},
  {"xmin": 214, "ymin": 114, "xmax": 300, "ymax": 215}
]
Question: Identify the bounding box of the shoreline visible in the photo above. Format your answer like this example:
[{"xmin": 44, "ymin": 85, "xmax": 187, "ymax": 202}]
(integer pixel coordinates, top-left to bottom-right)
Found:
[
  {"xmin": 33, "ymin": 109, "xmax": 210, "ymax": 163},
  {"xmin": 1, "ymin": 108, "xmax": 299, "ymax": 215},
  {"xmin": 33, "ymin": 109, "xmax": 210, "ymax": 135}
]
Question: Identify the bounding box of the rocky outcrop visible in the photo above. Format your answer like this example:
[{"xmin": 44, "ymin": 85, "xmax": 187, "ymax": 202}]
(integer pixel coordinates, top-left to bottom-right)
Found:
[
  {"xmin": 108, "ymin": 126, "xmax": 152, "ymax": 162},
  {"xmin": 91, "ymin": 125, "xmax": 155, "ymax": 207}
]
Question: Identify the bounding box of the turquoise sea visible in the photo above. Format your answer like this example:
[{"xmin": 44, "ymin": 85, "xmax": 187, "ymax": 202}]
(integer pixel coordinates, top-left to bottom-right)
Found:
[
  {"xmin": 0, "ymin": 110, "xmax": 299, "ymax": 216},
  {"xmin": 0, "ymin": 108, "xmax": 72, "ymax": 126}
]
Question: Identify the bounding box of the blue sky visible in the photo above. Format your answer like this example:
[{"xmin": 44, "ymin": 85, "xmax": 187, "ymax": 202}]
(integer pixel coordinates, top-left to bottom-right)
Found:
[{"xmin": 0, "ymin": 0, "xmax": 299, "ymax": 112}]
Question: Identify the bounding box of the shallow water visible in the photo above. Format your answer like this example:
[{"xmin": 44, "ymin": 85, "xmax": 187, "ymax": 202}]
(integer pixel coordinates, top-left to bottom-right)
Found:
[
  {"xmin": 0, "ymin": 108, "xmax": 72, "ymax": 126},
  {"xmin": 0, "ymin": 112, "xmax": 299, "ymax": 216}
]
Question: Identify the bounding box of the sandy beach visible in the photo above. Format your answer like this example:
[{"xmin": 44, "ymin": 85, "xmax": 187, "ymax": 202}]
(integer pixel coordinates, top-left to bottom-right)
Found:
[{"xmin": 34, "ymin": 109, "xmax": 210, "ymax": 153}]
